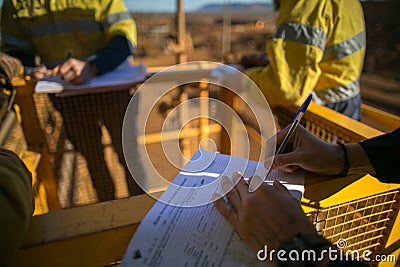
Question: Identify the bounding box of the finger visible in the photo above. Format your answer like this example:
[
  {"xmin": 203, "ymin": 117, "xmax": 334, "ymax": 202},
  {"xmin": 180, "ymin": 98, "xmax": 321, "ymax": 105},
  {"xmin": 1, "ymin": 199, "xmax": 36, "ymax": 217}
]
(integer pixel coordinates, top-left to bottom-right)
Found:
[
  {"xmin": 59, "ymin": 60, "xmax": 71, "ymax": 74},
  {"xmin": 221, "ymin": 176, "xmax": 241, "ymax": 210},
  {"xmin": 213, "ymin": 193, "xmax": 238, "ymax": 225},
  {"xmin": 263, "ymin": 156, "xmax": 274, "ymax": 171},
  {"xmin": 273, "ymin": 180, "xmax": 290, "ymax": 194},
  {"xmin": 44, "ymin": 69, "xmax": 53, "ymax": 76},
  {"xmin": 33, "ymin": 72, "xmax": 45, "ymax": 80},
  {"xmin": 36, "ymin": 66, "xmax": 48, "ymax": 74},
  {"xmin": 232, "ymin": 172, "xmax": 248, "ymax": 197},
  {"xmin": 271, "ymin": 152, "xmax": 301, "ymax": 171},
  {"xmin": 272, "ymin": 165, "xmax": 295, "ymax": 173},
  {"xmin": 248, "ymin": 176, "xmax": 253, "ymax": 191},
  {"xmin": 62, "ymin": 73, "xmax": 74, "ymax": 82},
  {"xmin": 291, "ymin": 165, "xmax": 301, "ymax": 172},
  {"xmin": 248, "ymin": 175, "xmax": 264, "ymax": 192},
  {"xmin": 59, "ymin": 65, "xmax": 70, "ymax": 76},
  {"xmin": 275, "ymin": 124, "xmax": 292, "ymax": 147},
  {"xmin": 213, "ymin": 193, "xmax": 267, "ymax": 253},
  {"xmin": 260, "ymin": 180, "xmax": 277, "ymax": 194},
  {"xmin": 51, "ymin": 66, "xmax": 60, "ymax": 75},
  {"xmin": 62, "ymin": 68, "xmax": 77, "ymax": 82}
]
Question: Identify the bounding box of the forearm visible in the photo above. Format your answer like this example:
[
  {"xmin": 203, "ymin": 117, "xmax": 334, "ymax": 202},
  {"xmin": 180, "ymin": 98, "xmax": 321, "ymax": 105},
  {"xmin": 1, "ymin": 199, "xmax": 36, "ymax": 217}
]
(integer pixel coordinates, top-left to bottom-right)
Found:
[
  {"xmin": 91, "ymin": 35, "xmax": 133, "ymax": 75},
  {"xmin": 246, "ymin": 43, "xmax": 321, "ymax": 107},
  {"xmin": 344, "ymin": 143, "xmax": 375, "ymax": 176}
]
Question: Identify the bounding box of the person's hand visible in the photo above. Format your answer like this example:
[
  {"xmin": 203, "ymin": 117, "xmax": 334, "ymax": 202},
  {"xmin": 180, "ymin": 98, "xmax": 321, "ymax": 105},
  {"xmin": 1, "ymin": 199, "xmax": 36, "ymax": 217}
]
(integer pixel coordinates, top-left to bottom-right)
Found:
[
  {"xmin": 27, "ymin": 66, "xmax": 53, "ymax": 80},
  {"xmin": 269, "ymin": 125, "xmax": 345, "ymax": 176},
  {"xmin": 213, "ymin": 172, "xmax": 316, "ymax": 253},
  {"xmin": 239, "ymin": 53, "xmax": 269, "ymax": 69},
  {"xmin": 52, "ymin": 58, "xmax": 97, "ymax": 84}
]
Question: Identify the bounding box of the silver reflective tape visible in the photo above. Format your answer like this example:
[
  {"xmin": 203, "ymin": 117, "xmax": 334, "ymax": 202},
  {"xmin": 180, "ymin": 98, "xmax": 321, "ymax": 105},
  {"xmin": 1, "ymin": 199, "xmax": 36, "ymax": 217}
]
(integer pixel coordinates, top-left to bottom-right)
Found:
[
  {"xmin": 273, "ymin": 22, "xmax": 327, "ymax": 51},
  {"xmin": 313, "ymin": 79, "xmax": 360, "ymax": 104},
  {"xmin": 103, "ymin": 12, "xmax": 132, "ymax": 29},
  {"xmin": 1, "ymin": 33, "xmax": 33, "ymax": 50},
  {"xmin": 25, "ymin": 20, "xmax": 101, "ymax": 38},
  {"xmin": 322, "ymin": 31, "xmax": 366, "ymax": 62}
]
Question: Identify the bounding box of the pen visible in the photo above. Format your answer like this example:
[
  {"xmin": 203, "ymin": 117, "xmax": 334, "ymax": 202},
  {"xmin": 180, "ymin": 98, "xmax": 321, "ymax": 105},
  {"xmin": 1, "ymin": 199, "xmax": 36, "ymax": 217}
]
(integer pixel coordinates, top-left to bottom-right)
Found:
[
  {"xmin": 59, "ymin": 49, "xmax": 73, "ymax": 77},
  {"xmin": 275, "ymin": 94, "xmax": 313, "ymax": 155},
  {"xmin": 65, "ymin": 49, "xmax": 73, "ymax": 61}
]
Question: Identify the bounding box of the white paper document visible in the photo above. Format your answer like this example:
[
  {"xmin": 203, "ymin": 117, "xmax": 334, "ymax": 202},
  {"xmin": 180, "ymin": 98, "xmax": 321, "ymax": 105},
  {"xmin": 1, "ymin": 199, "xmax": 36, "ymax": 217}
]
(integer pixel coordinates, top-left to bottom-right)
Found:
[
  {"xmin": 122, "ymin": 149, "xmax": 304, "ymax": 267},
  {"xmin": 34, "ymin": 62, "xmax": 148, "ymax": 93}
]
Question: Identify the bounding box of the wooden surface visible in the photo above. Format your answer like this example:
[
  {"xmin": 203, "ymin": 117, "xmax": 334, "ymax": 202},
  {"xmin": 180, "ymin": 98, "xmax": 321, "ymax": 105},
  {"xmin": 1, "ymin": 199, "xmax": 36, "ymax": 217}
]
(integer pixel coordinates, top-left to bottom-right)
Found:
[
  {"xmin": 11, "ymin": 194, "xmax": 156, "ymax": 267},
  {"xmin": 13, "ymin": 78, "xmax": 62, "ymax": 211}
]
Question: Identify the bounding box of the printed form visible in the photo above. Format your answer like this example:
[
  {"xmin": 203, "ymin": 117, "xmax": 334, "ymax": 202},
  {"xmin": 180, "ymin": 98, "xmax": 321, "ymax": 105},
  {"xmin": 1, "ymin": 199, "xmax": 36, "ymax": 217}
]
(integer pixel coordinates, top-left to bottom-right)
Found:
[
  {"xmin": 34, "ymin": 61, "xmax": 148, "ymax": 93},
  {"xmin": 122, "ymin": 149, "xmax": 304, "ymax": 267}
]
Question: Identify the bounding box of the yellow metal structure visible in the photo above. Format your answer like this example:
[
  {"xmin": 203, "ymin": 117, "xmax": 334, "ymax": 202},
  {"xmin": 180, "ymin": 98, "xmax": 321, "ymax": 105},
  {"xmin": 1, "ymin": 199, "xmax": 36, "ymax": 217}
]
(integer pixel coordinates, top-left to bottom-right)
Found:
[
  {"xmin": 7, "ymin": 76, "xmax": 400, "ymax": 267},
  {"xmin": 274, "ymin": 102, "xmax": 400, "ymax": 266}
]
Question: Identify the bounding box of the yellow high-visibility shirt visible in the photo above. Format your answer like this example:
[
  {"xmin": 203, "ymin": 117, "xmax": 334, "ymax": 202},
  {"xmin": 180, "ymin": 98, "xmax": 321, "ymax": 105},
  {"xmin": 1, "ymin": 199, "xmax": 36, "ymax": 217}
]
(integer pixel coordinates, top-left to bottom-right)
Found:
[
  {"xmin": 246, "ymin": 0, "xmax": 366, "ymax": 107},
  {"xmin": 1, "ymin": 0, "xmax": 137, "ymax": 68}
]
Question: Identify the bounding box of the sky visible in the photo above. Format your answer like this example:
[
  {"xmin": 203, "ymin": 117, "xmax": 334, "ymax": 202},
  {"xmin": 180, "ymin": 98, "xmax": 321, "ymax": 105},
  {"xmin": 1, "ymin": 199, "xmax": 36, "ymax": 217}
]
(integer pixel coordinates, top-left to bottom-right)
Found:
[
  {"xmin": 0, "ymin": 0, "xmax": 272, "ymax": 13},
  {"xmin": 125, "ymin": 0, "xmax": 272, "ymax": 12}
]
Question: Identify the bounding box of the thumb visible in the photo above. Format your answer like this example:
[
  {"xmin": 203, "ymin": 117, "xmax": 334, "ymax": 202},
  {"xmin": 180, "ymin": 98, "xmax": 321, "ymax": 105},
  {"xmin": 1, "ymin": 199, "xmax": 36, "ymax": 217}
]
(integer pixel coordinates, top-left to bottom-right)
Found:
[
  {"xmin": 273, "ymin": 179, "xmax": 290, "ymax": 194},
  {"xmin": 271, "ymin": 151, "xmax": 302, "ymax": 172},
  {"xmin": 51, "ymin": 65, "xmax": 60, "ymax": 75}
]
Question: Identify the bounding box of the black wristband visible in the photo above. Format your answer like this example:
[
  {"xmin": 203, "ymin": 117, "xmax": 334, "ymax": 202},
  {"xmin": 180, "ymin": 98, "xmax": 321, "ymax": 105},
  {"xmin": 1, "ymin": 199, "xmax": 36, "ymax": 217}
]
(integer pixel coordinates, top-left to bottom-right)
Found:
[
  {"xmin": 334, "ymin": 143, "xmax": 350, "ymax": 178},
  {"xmin": 278, "ymin": 233, "xmax": 332, "ymax": 267}
]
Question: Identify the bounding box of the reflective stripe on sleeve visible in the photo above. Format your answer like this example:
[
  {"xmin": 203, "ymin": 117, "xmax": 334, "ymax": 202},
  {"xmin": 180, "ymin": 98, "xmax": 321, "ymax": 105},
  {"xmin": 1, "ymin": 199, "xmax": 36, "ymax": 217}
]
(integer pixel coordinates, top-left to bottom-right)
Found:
[
  {"xmin": 273, "ymin": 22, "xmax": 327, "ymax": 51},
  {"xmin": 313, "ymin": 79, "xmax": 360, "ymax": 104},
  {"xmin": 1, "ymin": 33, "xmax": 33, "ymax": 50},
  {"xmin": 25, "ymin": 20, "xmax": 101, "ymax": 38},
  {"xmin": 102, "ymin": 11, "xmax": 133, "ymax": 29},
  {"xmin": 322, "ymin": 31, "xmax": 366, "ymax": 62}
]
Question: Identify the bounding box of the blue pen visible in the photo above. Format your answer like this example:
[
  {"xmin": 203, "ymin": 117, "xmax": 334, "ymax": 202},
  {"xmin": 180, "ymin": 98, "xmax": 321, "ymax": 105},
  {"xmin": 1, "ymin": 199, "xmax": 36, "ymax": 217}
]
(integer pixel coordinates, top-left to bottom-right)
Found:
[{"xmin": 275, "ymin": 94, "xmax": 313, "ymax": 155}]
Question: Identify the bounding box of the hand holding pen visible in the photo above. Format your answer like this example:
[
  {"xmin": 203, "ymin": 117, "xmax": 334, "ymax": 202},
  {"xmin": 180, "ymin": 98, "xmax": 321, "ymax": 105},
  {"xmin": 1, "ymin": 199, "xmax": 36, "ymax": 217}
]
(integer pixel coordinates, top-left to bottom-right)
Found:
[
  {"xmin": 25, "ymin": 65, "xmax": 52, "ymax": 80},
  {"xmin": 275, "ymin": 94, "xmax": 313, "ymax": 155},
  {"xmin": 262, "ymin": 94, "xmax": 313, "ymax": 178},
  {"xmin": 269, "ymin": 95, "xmax": 348, "ymax": 176},
  {"xmin": 52, "ymin": 49, "xmax": 97, "ymax": 84}
]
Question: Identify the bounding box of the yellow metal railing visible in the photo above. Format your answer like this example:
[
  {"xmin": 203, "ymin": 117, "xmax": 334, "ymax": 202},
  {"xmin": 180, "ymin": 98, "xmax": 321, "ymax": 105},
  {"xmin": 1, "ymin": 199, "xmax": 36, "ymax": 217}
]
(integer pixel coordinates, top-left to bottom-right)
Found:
[
  {"xmin": 8, "ymin": 75, "xmax": 400, "ymax": 267},
  {"xmin": 271, "ymin": 103, "xmax": 400, "ymax": 267}
]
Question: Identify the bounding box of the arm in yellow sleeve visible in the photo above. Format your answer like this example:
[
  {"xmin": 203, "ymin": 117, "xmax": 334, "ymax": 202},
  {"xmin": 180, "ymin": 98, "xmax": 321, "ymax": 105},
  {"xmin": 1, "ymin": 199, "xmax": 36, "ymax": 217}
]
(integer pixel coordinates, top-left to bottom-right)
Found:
[
  {"xmin": 0, "ymin": 148, "xmax": 34, "ymax": 266},
  {"xmin": 100, "ymin": 0, "xmax": 137, "ymax": 47},
  {"xmin": 246, "ymin": 39, "xmax": 323, "ymax": 107}
]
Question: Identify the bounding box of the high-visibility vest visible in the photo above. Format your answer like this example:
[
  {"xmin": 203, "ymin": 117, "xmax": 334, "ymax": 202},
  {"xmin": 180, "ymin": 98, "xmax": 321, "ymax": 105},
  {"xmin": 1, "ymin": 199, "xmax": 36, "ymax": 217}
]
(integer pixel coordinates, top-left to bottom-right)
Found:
[
  {"xmin": 1, "ymin": 0, "xmax": 137, "ymax": 68},
  {"xmin": 246, "ymin": 0, "xmax": 366, "ymax": 106}
]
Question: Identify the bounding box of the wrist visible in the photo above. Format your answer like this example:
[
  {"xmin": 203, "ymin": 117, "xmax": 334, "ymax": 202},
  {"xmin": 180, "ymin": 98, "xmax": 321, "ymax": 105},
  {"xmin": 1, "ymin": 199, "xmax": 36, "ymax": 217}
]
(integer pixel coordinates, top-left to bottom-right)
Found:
[
  {"xmin": 345, "ymin": 143, "xmax": 375, "ymax": 175},
  {"xmin": 278, "ymin": 233, "xmax": 331, "ymax": 267},
  {"xmin": 323, "ymin": 143, "xmax": 346, "ymax": 176},
  {"xmin": 87, "ymin": 62, "xmax": 98, "ymax": 77},
  {"xmin": 333, "ymin": 143, "xmax": 349, "ymax": 178},
  {"xmin": 333, "ymin": 143, "xmax": 375, "ymax": 177}
]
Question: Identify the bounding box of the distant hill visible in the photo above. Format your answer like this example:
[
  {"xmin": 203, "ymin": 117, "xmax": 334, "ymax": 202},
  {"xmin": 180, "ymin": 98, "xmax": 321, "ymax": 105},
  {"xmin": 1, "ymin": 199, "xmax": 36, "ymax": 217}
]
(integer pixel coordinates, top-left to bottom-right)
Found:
[{"xmin": 195, "ymin": 2, "xmax": 274, "ymax": 13}]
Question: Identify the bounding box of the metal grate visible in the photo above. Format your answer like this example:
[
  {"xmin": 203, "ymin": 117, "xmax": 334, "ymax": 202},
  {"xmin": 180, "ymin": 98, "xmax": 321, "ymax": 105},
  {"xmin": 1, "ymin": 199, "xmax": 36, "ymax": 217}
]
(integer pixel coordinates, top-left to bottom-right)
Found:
[
  {"xmin": 306, "ymin": 189, "xmax": 400, "ymax": 260},
  {"xmin": 50, "ymin": 89, "xmax": 144, "ymax": 202},
  {"xmin": 273, "ymin": 105, "xmax": 362, "ymax": 144}
]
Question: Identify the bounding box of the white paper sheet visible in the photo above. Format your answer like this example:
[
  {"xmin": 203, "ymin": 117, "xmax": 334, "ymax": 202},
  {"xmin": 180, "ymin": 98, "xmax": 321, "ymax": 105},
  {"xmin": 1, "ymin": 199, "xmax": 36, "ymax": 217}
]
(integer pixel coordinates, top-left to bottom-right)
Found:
[
  {"xmin": 34, "ymin": 61, "xmax": 148, "ymax": 93},
  {"xmin": 121, "ymin": 149, "xmax": 304, "ymax": 267}
]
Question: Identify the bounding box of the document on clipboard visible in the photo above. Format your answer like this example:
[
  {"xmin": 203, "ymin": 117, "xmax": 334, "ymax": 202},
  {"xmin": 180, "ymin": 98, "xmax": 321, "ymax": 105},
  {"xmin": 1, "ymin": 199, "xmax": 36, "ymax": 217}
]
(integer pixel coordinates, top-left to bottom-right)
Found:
[
  {"xmin": 34, "ymin": 61, "xmax": 148, "ymax": 93},
  {"xmin": 121, "ymin": 149, "xmax": 304, "ymax": 267}
]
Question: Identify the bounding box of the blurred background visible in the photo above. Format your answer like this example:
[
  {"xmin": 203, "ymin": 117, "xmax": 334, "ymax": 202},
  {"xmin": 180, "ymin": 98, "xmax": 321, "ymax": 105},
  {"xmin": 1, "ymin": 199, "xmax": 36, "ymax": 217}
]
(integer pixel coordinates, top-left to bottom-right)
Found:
[{"xmin": 126, "ymin": 0, "xmax": 400, "ymax": 115}]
